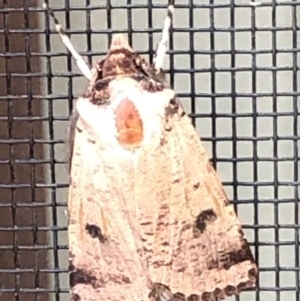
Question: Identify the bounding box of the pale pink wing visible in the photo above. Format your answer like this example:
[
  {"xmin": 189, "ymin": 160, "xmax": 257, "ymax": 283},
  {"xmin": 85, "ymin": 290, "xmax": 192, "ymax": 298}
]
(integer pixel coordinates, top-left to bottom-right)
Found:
[
  {"xmin": 68, "ymin": 113, "xmax": 151, "ymax": 301},
  {"xmin": 135, "ymin": 98, "xmax": 257, "ymax": 300}
]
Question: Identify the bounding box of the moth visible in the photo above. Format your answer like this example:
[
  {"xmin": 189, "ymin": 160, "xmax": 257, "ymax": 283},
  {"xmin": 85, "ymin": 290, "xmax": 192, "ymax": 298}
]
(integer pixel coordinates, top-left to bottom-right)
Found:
[{"xmin": 44, "ymin": 1, "xmax": 258, "ymax": 301}]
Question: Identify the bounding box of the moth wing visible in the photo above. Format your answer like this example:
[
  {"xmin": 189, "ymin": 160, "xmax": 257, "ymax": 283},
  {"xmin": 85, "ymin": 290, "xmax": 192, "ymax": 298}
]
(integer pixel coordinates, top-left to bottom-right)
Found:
[
  {"xmin": 68, "ymin": 108, "xmax": 151, "ymax": 301},
  {"xmin": 135, "ymin": 100, "xmax": 257, "ymax": 299}
]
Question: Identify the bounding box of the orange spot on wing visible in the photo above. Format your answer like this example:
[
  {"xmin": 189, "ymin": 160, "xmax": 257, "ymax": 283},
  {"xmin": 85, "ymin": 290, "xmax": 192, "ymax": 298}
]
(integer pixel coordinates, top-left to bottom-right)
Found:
[{"xmin": 115, "ymin": 98, "xmax": 143, "ymax": 148}]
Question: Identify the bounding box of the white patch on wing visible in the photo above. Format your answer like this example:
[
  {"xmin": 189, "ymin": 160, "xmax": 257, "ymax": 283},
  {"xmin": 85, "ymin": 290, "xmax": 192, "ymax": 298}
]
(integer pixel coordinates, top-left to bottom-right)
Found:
[{"xmin": 76, "ymin": 77, "xmax": 175, "ymax": 162}]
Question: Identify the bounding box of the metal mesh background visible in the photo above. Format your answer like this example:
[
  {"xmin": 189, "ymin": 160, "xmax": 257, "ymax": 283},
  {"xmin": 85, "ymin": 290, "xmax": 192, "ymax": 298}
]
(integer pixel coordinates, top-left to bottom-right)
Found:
[{"xmin": 0, "ymin": 0, "xmax": 299, "ymax": 301}]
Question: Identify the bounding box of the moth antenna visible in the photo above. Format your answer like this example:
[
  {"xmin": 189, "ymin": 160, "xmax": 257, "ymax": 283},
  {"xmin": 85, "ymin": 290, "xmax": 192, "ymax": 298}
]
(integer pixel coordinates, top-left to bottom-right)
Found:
[
  {"xmin": 42, "ymin": 3, "xmax": 93, "ymax": 80},
  {"xmin": 154, "ymin": 0, "xmax": 175, "ymax": 72}
]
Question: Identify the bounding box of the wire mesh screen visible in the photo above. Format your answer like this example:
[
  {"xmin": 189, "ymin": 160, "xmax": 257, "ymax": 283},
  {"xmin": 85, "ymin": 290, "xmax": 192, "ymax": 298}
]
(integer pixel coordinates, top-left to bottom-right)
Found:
[{"xmin": 0, "ymin": 0, "xmax": 299, "ymax": 301}]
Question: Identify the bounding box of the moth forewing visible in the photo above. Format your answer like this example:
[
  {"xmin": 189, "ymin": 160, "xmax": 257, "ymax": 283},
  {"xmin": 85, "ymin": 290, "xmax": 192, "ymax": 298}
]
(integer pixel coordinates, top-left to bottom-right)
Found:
[
  {"xmin": 68, "ymin": 112, "xmax": 152, "ymax": 301},
  {"xmin": 134, "ymin": 97, "xmax": 257, "ymax": 299}
]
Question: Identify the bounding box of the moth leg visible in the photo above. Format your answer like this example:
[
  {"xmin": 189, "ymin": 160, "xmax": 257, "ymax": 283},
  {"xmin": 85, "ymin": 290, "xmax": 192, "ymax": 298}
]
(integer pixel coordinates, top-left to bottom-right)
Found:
[
  {"xmin": 149, "ymin": 283, "xmax": 174, "ymax": 301},
  {"xmin": 42, "ymin": 3, "xmax": 93, "ymax": 80},
  {"xmin": 154, "ymin": 0, "xmax": 175, "ymax": 72}
]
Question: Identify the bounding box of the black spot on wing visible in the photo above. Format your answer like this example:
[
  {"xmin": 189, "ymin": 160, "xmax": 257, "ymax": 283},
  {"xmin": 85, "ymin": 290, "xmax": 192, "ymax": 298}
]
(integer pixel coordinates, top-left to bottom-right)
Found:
[
  {"xmin": 224, "ymin": 285, "xmax": 236, "ymax": 296},
  {"xmin": 201, "ymin": 292, "xmax": 212, "ymax": 301},
  {"xmin": 149, "ymin": 283, "xmax": 173, "ymax": 301},
  {"xmin": 222, "ymin": 230, "xmax": 256, "ymax": 270},
  {"xmin": 193, "ymin": 182, "xmax": 200, "ymax": 189},
  {"xmin": 69, "ymin": 252, "xmax": 105, "ymax": 289},
  {"xmin": 196, "ymin": 209, "xmax": 217, "ymax": 233},
  {"xmin": 85, "ymin": 223, "xmax": 106, "ymax": 243},
  {"xmin": 165, "ymin": 98, "xmax": 179, "ymax": 117},
  {"xmin": 173, "ymin": 292, "xmax": 186, "ymax": 301},
  {"xmin": 69, "ymin": 263, "xmax": 99, "ymax": 289},
  {"xmin": 186, "ymin": 294, "xmax": 199, "ymax": 301}
]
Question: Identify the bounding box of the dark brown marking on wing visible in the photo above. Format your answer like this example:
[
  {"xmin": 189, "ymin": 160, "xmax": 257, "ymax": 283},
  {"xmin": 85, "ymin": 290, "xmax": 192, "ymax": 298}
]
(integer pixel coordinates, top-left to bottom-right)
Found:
[
  {"xmin": 173, "ymin": 292, "xmax": 186, "ymax": 301},
  {"xmin": 186, "ymin": 294, "xmax": 199, "ymax": 301},
  {"xmin": 85, "ymin": 223, "xmax": 107, "ymax": 243},
  {"xmin": 112, "ymin": 274, "xmax": 132, "ymax": 284},
  {"xmin": 224, "ymin": 285, "xmax": 236, "ymax": 296},
  {"xmin": 71, "ymin": 293, "xmax": 81, "ymax": 301},
  {"xmin": 223, "ymin": 230, "xmax": 256, "ymax": 270},
  {"xmin": 193, "ymin": 182, "xmax": 200, "ymax": 189},
  {"xmin": 195, "ymin": 209, "xmax": 218, "ymax": 233},
  {"xmin": 69, "ymin": 252, "xmax": 102, "ymax": 289},
  {"xmin": 201, "ymin": 292, "xmax": 213, "ymax": 301},
  {"xmin": 163, "ymin": 97, "xmax": 183, "ymax": 132},
  {"xmin": 165, "ymin": 98, "xmax": 180, "ymax": 117},
  {"xmin": 149, "ymin": 283, "xmax": 173, "ymax": 301},
  {"xmin": 69, "ymin": 266, "xmax": 99, "ymax": 289}
]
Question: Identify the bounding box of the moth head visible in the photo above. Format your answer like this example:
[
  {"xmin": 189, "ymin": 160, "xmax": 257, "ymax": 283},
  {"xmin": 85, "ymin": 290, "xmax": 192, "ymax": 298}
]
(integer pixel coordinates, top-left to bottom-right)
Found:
[
  {"xmin": 97, "ymin": 34, "xmax": 137, "ymax": 79},
  {"xmin": 109, "ymin": 34, "xmax": 131, "ymax": 51},
  {"xmin": 87, "ymin": 34, "xmax": 167, "ymax": 108},
  {"xmin": 94, "ymin": 34, "xmax": 165, "ymax": 85}
]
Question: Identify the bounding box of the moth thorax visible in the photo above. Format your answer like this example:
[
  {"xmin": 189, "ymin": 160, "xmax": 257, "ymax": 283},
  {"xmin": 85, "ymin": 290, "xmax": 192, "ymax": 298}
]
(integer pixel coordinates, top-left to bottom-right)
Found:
[{"xmin": 115, "ymin": 98, "xmax": 143, "ymax": 148}]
